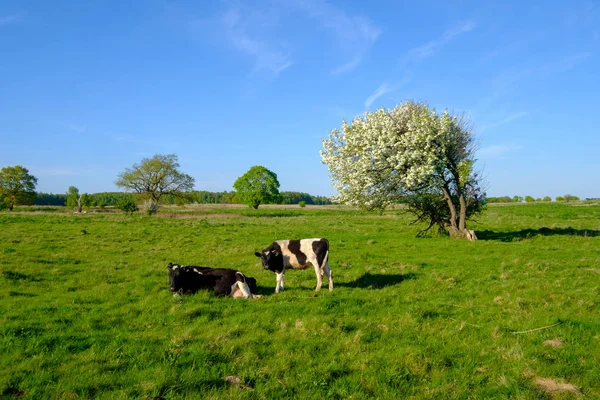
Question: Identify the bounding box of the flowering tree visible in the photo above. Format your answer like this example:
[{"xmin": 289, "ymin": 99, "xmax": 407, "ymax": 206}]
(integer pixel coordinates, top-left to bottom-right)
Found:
[{"xmin": 321, "ymin": 101, "xmax": 485, "ymax": 239}]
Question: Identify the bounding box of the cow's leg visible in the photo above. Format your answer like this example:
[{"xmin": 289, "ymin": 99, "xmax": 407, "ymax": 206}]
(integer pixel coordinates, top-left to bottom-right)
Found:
[
  {"xmin": 233, "ymin": 272, "xmax": 253, "ymax": 298},
  {"xmin": 324, "ymin": 262, "xmax": 333, "ymax": 291},
  {"xmin": 275, "ymin": 272, "xmax": 284, "ymax": 293},
  {"xmin": 311, "ymin": 258, "xmax": 323, "ymax": 291},
  {"xmin": 234, "ymin": 281, "xmax": 252, "ymax": 298}
]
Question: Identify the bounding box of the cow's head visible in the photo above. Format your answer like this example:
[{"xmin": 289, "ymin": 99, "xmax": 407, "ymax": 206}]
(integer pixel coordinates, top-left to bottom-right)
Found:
[
  {"xmin": 254, "ymin": 244, "xmax": 283, "ymax": 272},
  {"xmin": 167, "ymin": 262, "xmax": 185, "ymax": 292}
]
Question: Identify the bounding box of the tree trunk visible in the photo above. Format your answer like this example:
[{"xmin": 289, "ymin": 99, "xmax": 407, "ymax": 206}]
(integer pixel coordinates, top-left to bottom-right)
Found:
[
  {"xmin": 77, "ymin": 196, "xmax": 83, "ymax": 213},
  {"xmin": 446, "ymin": 226, "xmax": 478, "ymax": 241},
  {"xmin": 443, "ymin": 186, "xmax": 477, "ymax": 241},
  {"xmin": 458, "ymin": 193, "xmax": 467, "ymax": 231},
  {"xmin": 441, "ymin": 186, "xmax": 458, "ymax": 230}
]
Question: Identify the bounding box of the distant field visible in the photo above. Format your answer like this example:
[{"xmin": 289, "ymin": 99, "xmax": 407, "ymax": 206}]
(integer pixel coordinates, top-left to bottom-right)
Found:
[{"xmin": 1, "ymin": 202, "xmax": 599, "ymax": 399}]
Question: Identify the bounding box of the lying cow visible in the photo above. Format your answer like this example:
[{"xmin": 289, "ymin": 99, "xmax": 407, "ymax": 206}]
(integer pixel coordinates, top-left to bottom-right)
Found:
[
  {"xmin": 167, "ymin": 263, "xmax": 256, "ymax": 298},
  {"xmin": 254, "ymin": 238, "xmax": 331, "ymax": 293}
]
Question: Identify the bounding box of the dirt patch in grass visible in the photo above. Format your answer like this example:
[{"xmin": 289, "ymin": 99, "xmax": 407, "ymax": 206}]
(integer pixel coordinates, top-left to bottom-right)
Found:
[
  {"xmin": 536, "ymin": 377, "xmax": 581, "ymax": 396},
  {"xmin": 543, "ymin": 339, "xmax": 562, "ymax": 347},
  {"xmin": 155, "ymin": 213, "xmax": 241, "ymax": 219}
]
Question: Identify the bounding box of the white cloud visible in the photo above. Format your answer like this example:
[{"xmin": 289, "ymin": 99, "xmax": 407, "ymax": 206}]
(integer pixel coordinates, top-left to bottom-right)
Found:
[
  {"xmin": 365, "ymin": 82, "xmax": 395, "ymax": 108},
  {"xmin": 221, "ymin": 8, "xmax": 293, "ymax": 75},
  {"xmin": 404, "ymin": 21, "xmax": 476, "ymax": 64},
  {"xmin": 37, "ymin": 168, "xmax": 79, "ymax": 177},
  {"xmin": 478, "ymin": 144, "xmax": 522, "ymax": 159},
  {"xmin": 0, "ymin": 15, "xmax": 18, "ymax": 26},
  {"xmin": 285, "ymin": 0, "xmax": 380, "ymax": 74},
  {"xmin": 480, "ymin": 111, "xmax": 529, "ymax": 132},
  {"xmin": 68, "ymin": 124, "xmax": 87, "ymax": 134}
]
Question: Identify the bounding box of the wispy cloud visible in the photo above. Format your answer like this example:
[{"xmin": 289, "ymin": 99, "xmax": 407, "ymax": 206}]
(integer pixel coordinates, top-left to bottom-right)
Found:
[
  {"xmin": 221, "ymin": 8, "xmax": 292, "ymax": 75},
  {"xmin": 286, "ymin": 0, "xmax": 381, "ymax": 74},
  {"xmin": 402, "ymin": 21, "xmax": 475, "ymax": 66},
  {"xmin": 0, "ymin": 14, "xmax": 19, "ymax": 26},
  {"xmin": 478, "ymin": 144, "xmax": 522, "ymax": 159},
  {"xmin": 37, "ymin": 168, "xmax": 79, "ymax": 177},
  {"xmin": 68, "ymin": 124, "xmax": 87, "ymax": 134},
  {"xmin": 480, "ymin": 111, "xmax": 529, "ymax": 132},
  {"xmin": 365, "ymin": 82, "xmax": 395, "ymax": 108}
]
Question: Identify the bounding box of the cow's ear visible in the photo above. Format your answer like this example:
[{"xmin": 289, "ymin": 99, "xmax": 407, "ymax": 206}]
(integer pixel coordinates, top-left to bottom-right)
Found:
[
  {"xmin": 254, "ymin": 252, "xmax": 262, "ymax": 258},
  {"xmin": 167, "ymin": 263, "xmax": 173, "ymax": 269}
]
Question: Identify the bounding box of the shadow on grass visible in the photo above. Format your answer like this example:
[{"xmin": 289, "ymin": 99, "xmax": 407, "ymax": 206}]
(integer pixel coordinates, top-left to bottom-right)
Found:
[
  {"xmin": 3, "ymin": 271, "xmax": 42, "ymax": 282},
  {"xmin": 337, "ymin": 272, "xmax": 417, "ymax": 289},
  {"xmin": 477, "ymin": 227, "xmax": 600, "ymax": 242}
]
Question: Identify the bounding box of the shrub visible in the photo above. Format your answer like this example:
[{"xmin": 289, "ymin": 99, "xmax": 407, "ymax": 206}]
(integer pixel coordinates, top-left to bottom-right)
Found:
[
  {"xmin": 543, "ymin": 196, "xmax": 551, "ymax": 202},
  {"xmin": 299, "ymin": 201, "xmax": 306, "ymax": 208},
  {"xmin": 116, "ymin": 197, "xmax": 138, "ymax": 214},
  {"xmin": 556, "ymin": 196, "xmax": 564, "ymax": 202},
  {"xmin": 525, "ymin": 196, "xmax": 535, "ymax": 203},
  {"xmin": 0, "ymin": 196, "xmax": 6, "ymax": 211},
  {"xmin": 563, "ymin": 194, "xmax": 580, "ymax": 202}
]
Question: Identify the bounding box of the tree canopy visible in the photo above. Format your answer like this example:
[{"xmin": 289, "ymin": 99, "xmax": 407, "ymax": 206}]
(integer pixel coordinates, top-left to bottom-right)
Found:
[
  {"xmin": 233, "ymin": 166, "xmax": 280, "ymax": 209},
  {"xmin": 0, "ymin": 165, "xmax": 38, "ymax": 210},
  {"xmin": 115, "ymin": 154, "xmax": 195, "ymax": 214},
  {"xmin": 321, "ymin": 101, "xmax": 485, "ymax": 239}
]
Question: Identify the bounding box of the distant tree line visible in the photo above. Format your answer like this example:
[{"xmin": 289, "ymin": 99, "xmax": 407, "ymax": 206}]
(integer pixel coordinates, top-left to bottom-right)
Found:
[
  {"xmin": 33, "ymin": 190, "xmax": 331, "ymax": 207},
  {"xmin": 486, "ymin": 194, "xmax": 580, "ymax": 203}
]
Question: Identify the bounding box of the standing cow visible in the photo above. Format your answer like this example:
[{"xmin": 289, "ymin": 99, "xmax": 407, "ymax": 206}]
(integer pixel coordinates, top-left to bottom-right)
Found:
[
  {"xmin": 167, "ymin": 263, "xmax": 256, "ymax": 298},
  {"xmin": 254, "ymin": 238, "xmax": 331, "ymax": 293}
]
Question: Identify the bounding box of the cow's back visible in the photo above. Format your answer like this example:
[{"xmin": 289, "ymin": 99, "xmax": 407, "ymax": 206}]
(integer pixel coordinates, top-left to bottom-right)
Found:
[{"xmin": 276, "ymin": 238, "xmax": 328, "ymax": 270}]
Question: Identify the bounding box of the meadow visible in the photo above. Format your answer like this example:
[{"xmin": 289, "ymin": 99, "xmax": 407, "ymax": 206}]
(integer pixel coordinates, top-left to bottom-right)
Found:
[{"xmin": 1, "ymin": 202, "xmax": 599, "ymax": 399}]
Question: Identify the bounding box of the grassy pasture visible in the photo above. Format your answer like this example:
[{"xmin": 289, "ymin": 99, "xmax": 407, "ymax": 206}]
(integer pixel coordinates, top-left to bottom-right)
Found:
[{"xmin": 1, "ymin": 202, "xmax": 599, "ymax": 399}]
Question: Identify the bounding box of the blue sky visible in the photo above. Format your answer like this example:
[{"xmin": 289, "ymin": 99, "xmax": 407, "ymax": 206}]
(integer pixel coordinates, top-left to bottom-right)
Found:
[{"xmin": 1, "ymin": 1, "xmax": 598, "ymax": 199}]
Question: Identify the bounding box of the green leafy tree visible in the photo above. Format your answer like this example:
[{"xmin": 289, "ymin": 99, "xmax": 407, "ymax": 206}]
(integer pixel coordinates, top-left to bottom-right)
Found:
[
  {"xmin": 543, "ymin": 196, "xmax": 552, "ymax": 202},
  {"xmin": 233, "ymin": 166, "xmax": 280, "ymax": 209},
  {"xmin": 66, "ymin": 186, "xmax": 92, "ymax": 213},
  {"xmin": 556, "ymin": 196, "xmax": 564, "ymax": 202},
  {"xmin": 0, "ymin": 165, "xmax": 38, "ymax": 210},
  {"xmin": 116, "ymin": 196, "xmax": 139, "ymax": 214},
  {"xmin": 525, "ymin": 196, "xmax": 535, "ymax": 203},
  {"xmin": 563, "ymin": 194, "xmax": 579, "ymax": 202},
  {"xmin": 115, "ymin": 154, "xmax": 195, "ymax": 215},
  {"xmin": 512, "ymin": 195, "xmax": 523, "ymax": 203},
  {"xmin": 321, "ymin": 101, "xmax": 484, "ymax": 239}
]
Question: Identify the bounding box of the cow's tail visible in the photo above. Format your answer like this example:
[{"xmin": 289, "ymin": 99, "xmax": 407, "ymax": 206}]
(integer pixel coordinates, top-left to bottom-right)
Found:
[
  {"xmin": 320, "ymin": 238, "xmax": 329, "ymax": 272},
  {"xmin": 235, "ymin": 272, "xmax": 253, "ymax": 299}
]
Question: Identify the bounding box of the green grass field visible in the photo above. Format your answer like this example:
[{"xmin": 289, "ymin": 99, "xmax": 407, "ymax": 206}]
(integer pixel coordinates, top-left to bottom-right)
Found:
[{"xmin": 1, "ymin": 202, "xmax": 599, "ymax": 399}]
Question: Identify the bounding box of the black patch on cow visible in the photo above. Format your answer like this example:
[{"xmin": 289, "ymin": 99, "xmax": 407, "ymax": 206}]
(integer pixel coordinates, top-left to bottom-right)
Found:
[
  {"xmin": 167, "ymin": 264, "xmax": 256, "ymax": 296},
  {"xmin": 288, "ymin": 240, "xmax": 307, "ymax": 265},
  {"xmin": 256, "ymin": 242, "xmax": 285, "ymax": 273},
  {"xmin": 312, "ymin": 238, "xmax": 329, "ymax": 268}
]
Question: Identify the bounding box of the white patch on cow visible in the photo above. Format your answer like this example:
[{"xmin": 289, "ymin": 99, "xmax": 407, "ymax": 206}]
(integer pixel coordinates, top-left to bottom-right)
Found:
[
  {"xmin": 272, "ymin": 238, "xmax": 332, "ymax": 292},
  {"xmin": 172, "ymin": 264, "xmax": 180, "ymax": 270},
  {"xmin": 231, "ymin": 273, "xmax": 253, "ymax": 299},
  {"xmin": 193, "ymin": 268, "xmax": 203, "ymax": 275}
]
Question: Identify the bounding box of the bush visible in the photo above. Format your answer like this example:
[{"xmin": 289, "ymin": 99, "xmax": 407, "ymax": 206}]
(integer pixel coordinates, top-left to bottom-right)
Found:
[
  {"xmin": 299, "ymin": 201, "xmax": 306, "ymax": 208},
  {"xmin": 116, "ymin": 197, "xmax": 138, "ymax": 214},
  {"xmin": 563, "ymin": 194, "xmax": 580, "ymax": 202},
  {"xmin": 525, "ymin": 196, "xmax": 535, "ymax": 203},
  {"xmin": 0, "ymin": 196, "xmax": 6, "ymax": 211},
  {"xmin": 543, "ymin": 196, "xmax": 551, "ymax": 202},
  {"xmin": 556, "ymin": 196, "xmax": 564, "ymax": 202}
]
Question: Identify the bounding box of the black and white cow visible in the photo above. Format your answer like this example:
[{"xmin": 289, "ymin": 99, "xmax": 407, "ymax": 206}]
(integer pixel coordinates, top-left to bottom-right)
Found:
[
  {"xmin": 167, "ymin": 263, "xmax": 257, "ymax": 298},
  {"xmin": 254, "ymin": 238, "xmax": 331, "ymax": 293}
]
